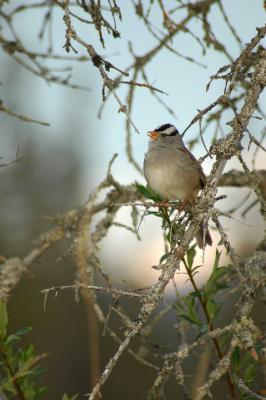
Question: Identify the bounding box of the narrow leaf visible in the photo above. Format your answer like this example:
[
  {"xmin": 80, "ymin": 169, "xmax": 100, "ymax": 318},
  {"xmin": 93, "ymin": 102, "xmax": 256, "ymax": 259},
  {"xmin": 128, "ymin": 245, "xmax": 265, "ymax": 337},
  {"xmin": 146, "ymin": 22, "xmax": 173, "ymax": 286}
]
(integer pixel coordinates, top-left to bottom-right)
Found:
[{"xmin": 0, "ymin": 300, "xmax": 8, "ymax": 338}]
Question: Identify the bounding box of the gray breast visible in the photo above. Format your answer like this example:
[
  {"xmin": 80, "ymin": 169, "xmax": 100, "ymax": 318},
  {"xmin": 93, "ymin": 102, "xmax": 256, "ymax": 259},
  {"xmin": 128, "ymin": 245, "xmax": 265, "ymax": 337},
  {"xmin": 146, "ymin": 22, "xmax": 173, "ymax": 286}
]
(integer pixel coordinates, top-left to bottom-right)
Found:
[{"xmin": 144, "ymin": 145, "xmax": 202, "ymax": 201}]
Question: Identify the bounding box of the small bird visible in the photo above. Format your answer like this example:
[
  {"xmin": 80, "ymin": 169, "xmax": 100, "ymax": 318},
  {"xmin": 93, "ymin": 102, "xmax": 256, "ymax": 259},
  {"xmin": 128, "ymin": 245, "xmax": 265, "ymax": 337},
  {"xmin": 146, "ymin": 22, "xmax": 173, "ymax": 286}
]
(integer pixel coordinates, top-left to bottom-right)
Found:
[{"xmin": 143, "ymin": 123, "xmax": 212, "ymax": 248}]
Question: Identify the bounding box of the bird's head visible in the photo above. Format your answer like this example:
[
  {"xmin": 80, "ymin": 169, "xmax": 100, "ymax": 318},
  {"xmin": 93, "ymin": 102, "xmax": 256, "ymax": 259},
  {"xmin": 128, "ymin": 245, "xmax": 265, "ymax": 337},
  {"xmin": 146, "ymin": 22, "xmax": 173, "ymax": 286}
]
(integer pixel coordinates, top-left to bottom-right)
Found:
[{"xmin": 147, "ymin": 123, "xmax": 179, "ymax": 140}]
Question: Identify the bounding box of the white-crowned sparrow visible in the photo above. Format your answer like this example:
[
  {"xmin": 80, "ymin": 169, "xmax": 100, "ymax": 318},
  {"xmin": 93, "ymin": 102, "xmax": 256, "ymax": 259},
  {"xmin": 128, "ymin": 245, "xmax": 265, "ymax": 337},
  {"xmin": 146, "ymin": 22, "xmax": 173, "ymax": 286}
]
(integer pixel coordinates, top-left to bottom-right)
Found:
[{"xmin": 143, "ymin": 123, "xmax": 212, "ymax": 248}]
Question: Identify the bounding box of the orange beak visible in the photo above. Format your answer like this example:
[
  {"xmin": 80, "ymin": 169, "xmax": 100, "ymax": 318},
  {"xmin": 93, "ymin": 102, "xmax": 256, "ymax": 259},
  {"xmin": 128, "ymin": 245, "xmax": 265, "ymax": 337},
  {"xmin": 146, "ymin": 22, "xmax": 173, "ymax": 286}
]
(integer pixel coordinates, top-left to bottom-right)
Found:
[{"xmin": 147, "ymin": 130, "xmax": 159, "ymax": 140}]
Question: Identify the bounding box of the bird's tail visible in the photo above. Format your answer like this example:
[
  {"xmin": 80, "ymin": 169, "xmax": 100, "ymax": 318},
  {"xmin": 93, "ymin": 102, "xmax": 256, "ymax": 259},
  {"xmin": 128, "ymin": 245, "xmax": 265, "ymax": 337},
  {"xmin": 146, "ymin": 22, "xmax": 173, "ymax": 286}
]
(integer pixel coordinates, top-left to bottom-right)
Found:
[{"xmin": 196, "ymin": 223, "xmax": 212, "ymax": 249}]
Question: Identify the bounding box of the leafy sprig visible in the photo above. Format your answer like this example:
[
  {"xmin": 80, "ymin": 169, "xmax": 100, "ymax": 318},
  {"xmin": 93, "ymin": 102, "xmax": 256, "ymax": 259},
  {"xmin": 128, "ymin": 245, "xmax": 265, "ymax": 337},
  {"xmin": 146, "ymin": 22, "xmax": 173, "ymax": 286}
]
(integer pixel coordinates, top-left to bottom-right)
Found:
[{"xmin": 0, "ymin": 301, "xmax": 80, "ymax": 400}]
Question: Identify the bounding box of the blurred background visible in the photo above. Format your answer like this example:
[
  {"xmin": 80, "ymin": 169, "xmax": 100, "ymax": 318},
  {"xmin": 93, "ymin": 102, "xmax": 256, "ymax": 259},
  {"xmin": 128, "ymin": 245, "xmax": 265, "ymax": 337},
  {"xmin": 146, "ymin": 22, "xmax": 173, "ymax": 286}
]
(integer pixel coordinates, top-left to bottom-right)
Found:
[{"xmin": 0, "ymin": 1, "xmax": 265, "ymax": 398}]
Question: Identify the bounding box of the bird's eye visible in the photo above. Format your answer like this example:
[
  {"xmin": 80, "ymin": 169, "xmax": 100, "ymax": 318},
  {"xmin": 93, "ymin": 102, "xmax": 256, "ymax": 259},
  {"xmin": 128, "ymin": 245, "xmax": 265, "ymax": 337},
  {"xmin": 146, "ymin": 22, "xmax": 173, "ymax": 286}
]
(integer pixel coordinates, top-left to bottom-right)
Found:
[{"xmin": 162, "ymin": 134, "xmax": 168, "ymax": 137}]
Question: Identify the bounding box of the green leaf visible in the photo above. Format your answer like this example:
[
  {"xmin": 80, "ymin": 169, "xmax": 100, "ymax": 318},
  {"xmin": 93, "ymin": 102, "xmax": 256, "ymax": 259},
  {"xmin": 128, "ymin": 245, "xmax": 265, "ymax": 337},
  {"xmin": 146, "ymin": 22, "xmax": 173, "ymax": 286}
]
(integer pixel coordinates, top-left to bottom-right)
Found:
[
  {"xmin": 186, "ymin": 245, "xmax": 196, "ymax": 269},
  {"xmin": 231, "ymin": 347, "xmax": 258, "ymax": 387},
  {"xmin": 231, "ymin": 346, "xmax": 241, "ymax": 372},
  {"xmin": 206, "ymin": 298, "xmax": 219, "ymax": 320},
  {"xmin": 191, "ymin": 265, "xmax": 202, "ymax": 275},
  {"xmin": 204, "ymin": 250, "xmax": 227, "ymax": 298},
  {"xmin": 213, "ymin": 249, "xmax": 221, "ymax": 269},
  {"xmin": 5, "ymin": 333, "xmax": 20, "ymax": 346},
  {"xmin": 146, "ymin": 211, "xmax": 162, "ymax": 217},
  {"xmin": 177, "ymin": 295, "xmax": 202, "ymax": 327},
  {"xmin": 0, "ymin": 300, "xmax": 8, "ymax": 338},
  {"xmin": 62, "ymin": 394, "xmax": 79, "ymax": 400},
  {"xmin": 198, "ymin": 324, "xmax": 209, "ymax": 336},
  {"xmin": 16, "ymin": 326, "xmax": 32, "ymax": 336},
  {"xmin": 178, "ymin": 313, "xmax": 201, "ymax": 326},
  {"xmin": 136, "ymin": 183, "xmax": 162, "ymax": 201},
  {"xmin": 244, "ymin": 362, "xmax": 256, "ymax": 384},
  {"xmin": 159, "ymin": 252, "xmax": 172, "ymax": 264},
  {"xmin": 189, "ymin": 291, "xmax": 201, "ymax": 298}
]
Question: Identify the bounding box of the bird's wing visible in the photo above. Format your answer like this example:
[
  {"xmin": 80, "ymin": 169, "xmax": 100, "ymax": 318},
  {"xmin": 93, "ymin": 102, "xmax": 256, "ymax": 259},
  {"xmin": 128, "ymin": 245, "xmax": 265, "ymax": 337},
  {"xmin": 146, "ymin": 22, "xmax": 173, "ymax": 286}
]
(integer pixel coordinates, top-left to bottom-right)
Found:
[{"xmin": 174, "ymin": 146, "xmax": 206, "ymax": 188}]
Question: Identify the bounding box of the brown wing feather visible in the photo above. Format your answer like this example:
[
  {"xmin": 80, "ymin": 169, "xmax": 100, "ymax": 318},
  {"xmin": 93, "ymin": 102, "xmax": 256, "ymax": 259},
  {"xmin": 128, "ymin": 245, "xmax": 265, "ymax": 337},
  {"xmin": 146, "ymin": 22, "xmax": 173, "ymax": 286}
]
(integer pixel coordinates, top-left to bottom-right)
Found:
[{"xmin": 179, "ymin": 148, "xmax": 206, "ymax": 189}]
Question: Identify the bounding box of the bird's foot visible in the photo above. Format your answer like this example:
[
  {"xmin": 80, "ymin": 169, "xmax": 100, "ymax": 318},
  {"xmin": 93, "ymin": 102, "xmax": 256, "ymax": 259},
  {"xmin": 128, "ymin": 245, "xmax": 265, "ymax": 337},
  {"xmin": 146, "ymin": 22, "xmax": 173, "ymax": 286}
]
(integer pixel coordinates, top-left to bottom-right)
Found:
[
  {"xmin": 155, "ymin": 200, "xmax": 170, "ymax": 208},
  {"xmin": 176, "ymin": 200, "xmax": 189, "ymax": 212}
]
